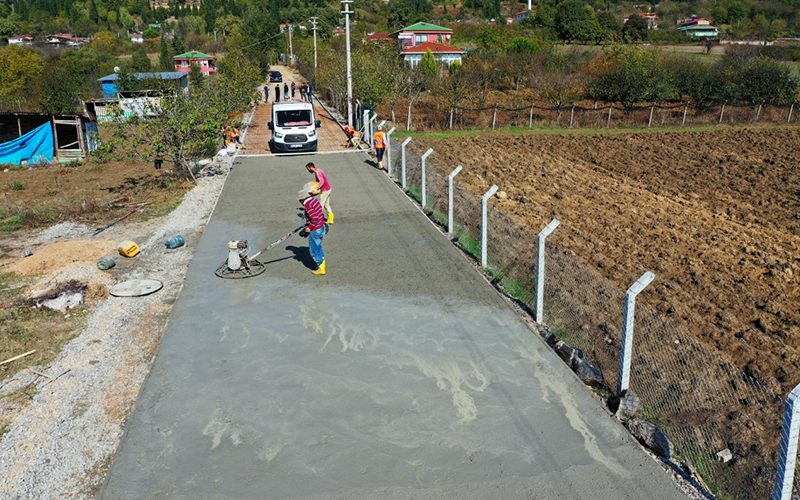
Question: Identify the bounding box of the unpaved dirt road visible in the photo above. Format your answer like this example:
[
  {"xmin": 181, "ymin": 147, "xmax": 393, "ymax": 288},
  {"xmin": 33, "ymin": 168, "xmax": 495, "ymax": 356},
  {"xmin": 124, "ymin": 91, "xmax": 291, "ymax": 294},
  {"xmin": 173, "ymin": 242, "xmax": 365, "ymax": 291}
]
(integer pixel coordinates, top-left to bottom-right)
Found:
[{"xmin": 411, "ymin": 127, "xmax": 800, "ymax": 396}]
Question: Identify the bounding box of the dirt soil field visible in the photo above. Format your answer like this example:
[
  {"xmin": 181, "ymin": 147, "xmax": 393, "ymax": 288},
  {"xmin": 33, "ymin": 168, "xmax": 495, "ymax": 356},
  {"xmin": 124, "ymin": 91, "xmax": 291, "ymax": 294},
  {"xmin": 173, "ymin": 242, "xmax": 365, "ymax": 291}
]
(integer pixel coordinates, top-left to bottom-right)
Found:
[{"xmin": 413, "ymin": 127, "xmax": 800, "ymax": 397}]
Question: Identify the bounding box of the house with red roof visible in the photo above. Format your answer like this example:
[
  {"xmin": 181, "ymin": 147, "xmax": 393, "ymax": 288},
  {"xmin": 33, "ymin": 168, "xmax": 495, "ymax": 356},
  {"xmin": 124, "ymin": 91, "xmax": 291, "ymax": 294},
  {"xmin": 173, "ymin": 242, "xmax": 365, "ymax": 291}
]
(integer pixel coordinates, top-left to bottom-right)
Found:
[
  {"xmin": 367, "ymin": 32, "xmax": 390, "ymax": 40},
  {"xmin": 8, "ymin": 35, "xmax": 33, "ymax": 45},
  {"xmin": 400, "ymin": 42, "xmax": 466, "ymax": 68},
  {"xmin": 391, "ymin": 22, "xmax": 453, "ymax": 50},
  {"xmin": 623, "ymin": 12, "xmax": 659, "ymax": 29},
  {"xmin": 173, "ymin": 51, "xmax": 216, "ymax": 74}
]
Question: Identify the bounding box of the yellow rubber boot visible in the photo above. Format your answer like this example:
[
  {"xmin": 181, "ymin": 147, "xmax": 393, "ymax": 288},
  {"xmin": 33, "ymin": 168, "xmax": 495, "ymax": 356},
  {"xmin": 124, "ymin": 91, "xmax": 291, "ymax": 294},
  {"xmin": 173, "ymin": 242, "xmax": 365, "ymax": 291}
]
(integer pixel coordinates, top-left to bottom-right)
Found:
[
  {"xmin": 378, "ymin": 161, "xmax": 383, "ymax": 170},
  {"xmin": 312, "ymin": 261, "xmax": 326, "ymax": 275},
  {"xmin": 327, "ymin": 212, "xmax": 334, "ymax": 224}
]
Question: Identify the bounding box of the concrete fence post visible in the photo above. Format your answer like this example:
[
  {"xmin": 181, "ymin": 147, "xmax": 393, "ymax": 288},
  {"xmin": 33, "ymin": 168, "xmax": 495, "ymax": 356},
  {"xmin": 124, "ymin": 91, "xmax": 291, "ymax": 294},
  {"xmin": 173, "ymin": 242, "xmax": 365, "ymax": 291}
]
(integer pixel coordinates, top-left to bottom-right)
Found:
[
  {"xmin": 719, "ymin": 102, "xmax": 726, "ymax": 123},
  {"xmin": 788, "ymin": 103, "xmax": 795, "ymax": 123},
  {"xmin": 529, "ymin": 105, "xmax": 534, "ymax": 128},
  {"xmin": 648, "ymin": 106, "xmax": 655, "ymax": 128},
  {"xmin": 755, "ymin": 103, "xmax": 763, "ymax": 122},
  {"xmin": 682, "ymin": 103, "xmax": 689, "ymax": 126},
  {"xmin": 378, "ymin": 119, "xmax": 386, "ymax": 130},
  {"xmin": 400, "ymin": 137, "xmax": 411, "ymax": 189},
  {"xmin": 420, "ymin": 148, "xmax": 433, "ymax": 209},
  {"xmin": 362, "ymin": 109, "xmax": 369, "ymax": 143},
  {"xmin": 447, "ymin": 165, "xmax": 463, "ymax": 235},
  {"xmin": 535, "ymin": 219, "xmax": 560, "ymax": 323},
  {"xmin": 607, "ymin": 104, "xmax": 613, "ymax": 128},
  {"xmin": 386, "ymin": 127, "xmax": 396, "ymax": 176},
  {"xmin": 492, "ymin": 107, "xmax": 497, "ymax": 129},
  {"xmin": 480, "ymin": 185, "xmax": 499, "ymax": 268},
  {"xmin": 368, "ymin": 113, "xmax": 377, "ymax": 147},
  {"xmin": 569, "ymin": 105, "xmax": 575, "ymax": 129},
  {"xmin": 772, "ymin": 383, "xmax": 800, "ymax": 500},
  {"xmin": 617, "ymin": 271, "xmax": 656, "ymax": 396}
]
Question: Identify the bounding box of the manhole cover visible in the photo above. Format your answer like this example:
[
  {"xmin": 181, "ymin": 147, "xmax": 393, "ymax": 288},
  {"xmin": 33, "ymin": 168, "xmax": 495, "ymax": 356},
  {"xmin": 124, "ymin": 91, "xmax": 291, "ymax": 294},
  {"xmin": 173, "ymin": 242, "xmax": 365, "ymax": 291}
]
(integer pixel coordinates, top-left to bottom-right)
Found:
[{"xmin": 109, "ymin": 279, "xmax": 163, "ymax": 297}]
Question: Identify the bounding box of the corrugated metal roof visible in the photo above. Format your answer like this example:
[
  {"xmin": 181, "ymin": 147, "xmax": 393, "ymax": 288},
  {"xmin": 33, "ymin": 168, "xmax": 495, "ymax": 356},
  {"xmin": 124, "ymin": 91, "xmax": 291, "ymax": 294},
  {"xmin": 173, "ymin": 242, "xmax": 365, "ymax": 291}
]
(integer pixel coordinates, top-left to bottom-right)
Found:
[{"xmin": 98, "ymin": 72, "xmax": 188, "ymax": 82}]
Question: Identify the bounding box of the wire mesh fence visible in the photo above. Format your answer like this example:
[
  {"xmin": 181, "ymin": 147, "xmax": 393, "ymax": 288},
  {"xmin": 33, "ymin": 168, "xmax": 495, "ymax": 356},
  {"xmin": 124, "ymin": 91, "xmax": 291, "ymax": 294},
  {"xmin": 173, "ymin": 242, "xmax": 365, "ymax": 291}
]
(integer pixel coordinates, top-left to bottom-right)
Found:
[
  {"xmin": 384, "ymin": 128, "xmax": 794, "ymax": 500},
  {"xmin": 376, "ymin": 99, "xmax": 799, "ymax": 131}
]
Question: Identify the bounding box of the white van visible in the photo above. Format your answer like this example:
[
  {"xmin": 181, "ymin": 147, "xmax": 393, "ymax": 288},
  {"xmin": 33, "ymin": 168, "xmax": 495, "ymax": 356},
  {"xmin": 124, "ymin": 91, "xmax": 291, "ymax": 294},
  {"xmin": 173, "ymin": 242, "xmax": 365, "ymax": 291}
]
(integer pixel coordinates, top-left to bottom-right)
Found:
[{"xmin": 268, "ymin": 102, "xmax": 321, "ymax": 153}]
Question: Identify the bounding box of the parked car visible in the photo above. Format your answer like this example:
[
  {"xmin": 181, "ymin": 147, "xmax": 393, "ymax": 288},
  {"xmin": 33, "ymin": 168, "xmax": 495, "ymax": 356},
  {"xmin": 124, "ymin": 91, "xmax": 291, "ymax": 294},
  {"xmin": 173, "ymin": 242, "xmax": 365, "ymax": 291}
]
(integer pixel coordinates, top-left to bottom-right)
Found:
[{"xmin": 269, "ymin": 71, "xmax": 283, "ymax": 83}]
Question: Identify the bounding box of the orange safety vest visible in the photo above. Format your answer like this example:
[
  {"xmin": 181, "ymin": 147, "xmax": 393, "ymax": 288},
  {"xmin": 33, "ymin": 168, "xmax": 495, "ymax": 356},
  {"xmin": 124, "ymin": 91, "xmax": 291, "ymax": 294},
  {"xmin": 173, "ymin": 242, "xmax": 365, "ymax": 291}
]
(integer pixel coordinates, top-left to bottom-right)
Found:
[{"xmin": 373, "ymin": 130, "xmax": 385, "ymax": 149}]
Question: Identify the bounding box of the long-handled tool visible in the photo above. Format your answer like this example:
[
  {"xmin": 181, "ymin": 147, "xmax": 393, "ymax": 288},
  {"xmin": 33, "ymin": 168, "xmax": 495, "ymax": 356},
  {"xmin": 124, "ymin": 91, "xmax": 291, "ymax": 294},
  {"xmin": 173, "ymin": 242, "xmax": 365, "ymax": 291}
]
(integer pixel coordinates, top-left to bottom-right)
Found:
[
  {"xmin": 92, "ymin": 201, "xmax": 151, "ymax": 237},
  {"xmin": 215, "ymin": 225, "xmax": 305, "ymax": 279}
]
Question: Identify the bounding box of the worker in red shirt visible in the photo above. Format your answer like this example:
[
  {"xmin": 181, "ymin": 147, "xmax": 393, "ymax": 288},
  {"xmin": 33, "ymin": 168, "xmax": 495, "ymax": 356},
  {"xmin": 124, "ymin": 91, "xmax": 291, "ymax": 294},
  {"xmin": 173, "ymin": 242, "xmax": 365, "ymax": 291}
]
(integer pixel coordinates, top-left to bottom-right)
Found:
[
  {"xmin": 298, "ymin": 183, "xmax": 327, "ymax": 275},
  {"xmin": 305, "ymin": 162, "xmax": 333, "ymax": 224},
  {"xmin": 373, "ymin": 125, "xmax": 386, "ymax": 170}
]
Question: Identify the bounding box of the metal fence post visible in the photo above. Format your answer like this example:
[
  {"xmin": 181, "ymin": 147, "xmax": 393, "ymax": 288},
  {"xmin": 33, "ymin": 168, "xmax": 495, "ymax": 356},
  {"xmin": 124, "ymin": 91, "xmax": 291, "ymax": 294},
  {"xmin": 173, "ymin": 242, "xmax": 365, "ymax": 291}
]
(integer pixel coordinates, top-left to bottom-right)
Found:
[
  {"xmin": 772, "ymin": 383, "xmax": 800, "ymax": 500},
  {"xmin": 400, "ymin": 137, "xmax": 411, "ymax": 189},
  {"xmin": 420, "ymin": 148, "xmax": 433, "ymax": 209},
  {"xmin": 480, "ymin": 185, "xmax": 499, "ymax": 268},
  {"xmin": 617, "ymin": 271, "xmax": 656, "ymax": 396},
  {"xmin": 378, "ymin": 119, "xmax": 386, "ymax": 129},
  {"xmin": 535, "ymin": 219, "xmax": 560, "ymax": 323},
  {"xmin": 386, "ymin": 127, "xmax": 396, "ymax": 176},
  {"xmin": 447, "ymin": 165, "xmax": 463, "ymax": 235}
]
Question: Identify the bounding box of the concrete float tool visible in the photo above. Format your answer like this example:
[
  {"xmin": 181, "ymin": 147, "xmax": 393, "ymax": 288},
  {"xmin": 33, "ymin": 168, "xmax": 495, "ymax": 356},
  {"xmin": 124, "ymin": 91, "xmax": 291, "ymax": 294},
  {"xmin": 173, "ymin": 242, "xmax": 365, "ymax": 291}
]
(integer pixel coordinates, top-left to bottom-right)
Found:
[{"xmin": 214, "ymin": 225, "xmax": 305, "ymax": 279}]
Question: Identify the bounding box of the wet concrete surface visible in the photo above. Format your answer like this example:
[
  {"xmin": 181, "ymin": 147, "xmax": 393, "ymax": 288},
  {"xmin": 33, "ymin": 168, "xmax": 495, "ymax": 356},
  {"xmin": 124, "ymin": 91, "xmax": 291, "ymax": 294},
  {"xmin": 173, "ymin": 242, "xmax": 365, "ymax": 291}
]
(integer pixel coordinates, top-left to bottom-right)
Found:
[{"xmin": 100, "ymin": 153, "xmax": 689, "ymax": 500}]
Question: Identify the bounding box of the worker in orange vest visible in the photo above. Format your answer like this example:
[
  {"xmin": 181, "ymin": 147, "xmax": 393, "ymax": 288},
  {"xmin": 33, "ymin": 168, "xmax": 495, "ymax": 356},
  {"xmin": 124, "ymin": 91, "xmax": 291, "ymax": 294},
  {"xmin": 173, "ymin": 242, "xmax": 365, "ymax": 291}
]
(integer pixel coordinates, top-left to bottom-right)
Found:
[
  {"xmin": 373, "ymin": 125, "xmax": 386, "ymax": 170},
  {"xmin": 228, "ymin": 126, "xmax": 241, "ymax": 145}
]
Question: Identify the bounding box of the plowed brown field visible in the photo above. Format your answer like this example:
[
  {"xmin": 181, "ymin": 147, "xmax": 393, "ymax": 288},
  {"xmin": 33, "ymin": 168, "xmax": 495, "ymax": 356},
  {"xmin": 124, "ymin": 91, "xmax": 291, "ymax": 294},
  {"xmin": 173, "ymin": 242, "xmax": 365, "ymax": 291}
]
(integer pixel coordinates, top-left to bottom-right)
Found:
[{"xmin": 414, "ymin": 127, "xmax": 800, "ymax": 396}]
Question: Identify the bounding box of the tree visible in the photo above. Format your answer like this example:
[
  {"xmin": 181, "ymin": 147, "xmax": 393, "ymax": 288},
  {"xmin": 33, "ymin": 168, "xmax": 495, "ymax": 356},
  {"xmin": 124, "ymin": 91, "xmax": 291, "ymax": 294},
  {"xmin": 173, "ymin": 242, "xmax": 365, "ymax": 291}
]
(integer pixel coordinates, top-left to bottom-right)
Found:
[
  {"xmin": 180, "ymin": 15, "xmax": 206, "ymax": 35},
  {"xmin": 215, "ymin": 14, "xmax": 242, "ymax": 36},
  {"xmin": 89, "ymin": 0, "xmax": 99, "ymax": 23},
  {"xmin": 39, "ymin": 66, "xmax": 80, "ymax": 114},
  {"xmin": 623, "ymin": 14, "xmax": 648, "ymax": 43},
  {"xmin": 737, "ymin": 57, "xmax": 799, "ymax": 105},
  {"xmin": 159, "ymin": 37, "xmax": 175, "ymax": 71},
  {"xmin": 142, "ymin": 27, "xmax": 160, "ymax": 39},
  {"xmin": 0, "ymin": 18, "xmax": 17, "ymax": 43},
  {"xmin": 132, "ymin": 48, "xmax": 152, "ymax": 72},
  {"xmin": 386, "ymin": 0, "xmax": 432, "ymax": 29},
  {"xmin": 528, "ymin": 6, "xmax": 556, "ymax": 29},
  {"xmin": 108, "ymin": 69, "xmax": 258, "ymax": 178},
  {"xmin": 0, "ymin": 46, "xmax": 45, "ymax": 111},
  {"xmin": 556, "ymin": 0, "xmax": 601, "ymax": 43},
  {"xmin": 597, "ymin": 11, "xmax": 622, "ymax": 41},
  {"xmin": 239, "ymin": 5, "xmax": 281, "ymax": 76},
  {"xmin": 418, "ymin": 49, "xmax": 438, "ymax": 84},
  {"xmin": 711, "ymin": 6, "xmax": 729, "ymax": 25},
  {"xmin": 668, "ymin": 56, "xmax": 725, "ymax": 107},
  {"xmin": 728, "ymin": 3, "xmax": 747, "ymax": 24},
  {"xmin": 172, "ymin": 36, "xmax": 185, "ymax": 56},
  {"xmin": 90, "ymin": 31, "xmax": 122, "ymax": 54},
  {"xmin": 587, "ymin": 46, "xmax": 673, "ymax": 110}
]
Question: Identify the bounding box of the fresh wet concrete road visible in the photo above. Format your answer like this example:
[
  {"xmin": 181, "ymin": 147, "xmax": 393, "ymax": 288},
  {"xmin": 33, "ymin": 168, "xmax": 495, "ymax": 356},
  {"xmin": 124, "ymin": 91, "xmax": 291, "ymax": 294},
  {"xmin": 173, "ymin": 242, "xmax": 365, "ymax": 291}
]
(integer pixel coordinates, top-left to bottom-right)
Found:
[{"xmin": 100, "ymin": 153, "xmax": 689, "ymax": 500}]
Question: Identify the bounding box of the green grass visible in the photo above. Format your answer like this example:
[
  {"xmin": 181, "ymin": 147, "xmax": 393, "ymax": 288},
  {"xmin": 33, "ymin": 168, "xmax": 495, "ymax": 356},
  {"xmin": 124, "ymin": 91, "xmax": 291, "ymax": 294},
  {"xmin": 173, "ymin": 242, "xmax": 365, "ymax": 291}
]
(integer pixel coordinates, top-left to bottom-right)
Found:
[
  {"xmin": 454, "ymin": 227, "xmax": 480, "ymax": 259},
  {"xmin": 8, "ymin": 181, "xmax": 25, "ymax": 191},
  {"xmin": 0, "ymin": 215, "xmax": 24, "ymax": 232},
  {"xmin": 406, "ymin": 185, "xmax": 434, "ymax": 209},
  {"xmin": 393, "ymin": 122, "xmax": 795, "ymax": 140}
]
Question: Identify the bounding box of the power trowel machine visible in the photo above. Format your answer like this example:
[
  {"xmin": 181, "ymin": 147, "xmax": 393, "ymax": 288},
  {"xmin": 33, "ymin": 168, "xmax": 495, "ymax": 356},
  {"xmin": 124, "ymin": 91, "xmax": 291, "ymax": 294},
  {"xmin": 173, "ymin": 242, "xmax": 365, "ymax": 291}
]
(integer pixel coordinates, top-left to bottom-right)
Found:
[{"xmin": 214, "ymin": 225, "xmax": 305, "ymax": 279}]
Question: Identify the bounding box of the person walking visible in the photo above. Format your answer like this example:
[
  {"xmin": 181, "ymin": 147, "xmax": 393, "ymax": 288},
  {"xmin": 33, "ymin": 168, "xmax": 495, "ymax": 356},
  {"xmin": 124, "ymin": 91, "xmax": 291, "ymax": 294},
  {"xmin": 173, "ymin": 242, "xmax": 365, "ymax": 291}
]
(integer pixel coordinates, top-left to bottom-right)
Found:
[
  {"xmin": 373, "ymin": 125, "xmax": 386, "ymax": 170},
  {"xmin": 298, "ymin": 184, "xmax": 327, "ymax": 275},
  {"xmin": 299, "ymin": 83, "xmax": 307, "ymax": 101},
  {"xmin": 263, "ymin": 84, "xmax": 269, "ymax": 103},
  {"xmin": 283, "ymin": 83, "xmax": 289, "ymax": 101},
  {"xmin": 291, "ymin": 81, "xmax": 296, "ymax": 99},
  {"xmin": 306, "ymin": 83, "xmax": 312, "ymax": 101},
  {"xmin": 305, "ymin": 161, "xmax": 333, "ymax": 224},
  {"xmin": 274, "ymin": 84, "xmax": 280, "ymax": 102}
]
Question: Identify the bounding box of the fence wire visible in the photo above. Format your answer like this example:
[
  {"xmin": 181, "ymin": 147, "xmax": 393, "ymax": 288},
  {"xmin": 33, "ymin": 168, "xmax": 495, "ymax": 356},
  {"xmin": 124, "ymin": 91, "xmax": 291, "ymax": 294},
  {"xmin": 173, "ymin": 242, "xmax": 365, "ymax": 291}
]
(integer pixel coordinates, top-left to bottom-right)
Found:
[{"xmin": 383, "ymin": 127, "xmax": 794, "ymax": 500}]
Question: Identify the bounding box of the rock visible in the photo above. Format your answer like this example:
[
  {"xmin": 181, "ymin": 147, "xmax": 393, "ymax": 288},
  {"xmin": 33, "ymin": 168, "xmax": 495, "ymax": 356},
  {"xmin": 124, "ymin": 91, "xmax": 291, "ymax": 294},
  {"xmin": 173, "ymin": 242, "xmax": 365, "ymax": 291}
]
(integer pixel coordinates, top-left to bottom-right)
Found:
[
  {"xmin": 539, "ymin": 327, "xmax": 557, "ymax": 347},
  {"xmin": 628, "ymin": 418, "xmax": 673, "ymax": 459},
  {"xmin": 610, "ymin": 390, "xmax": 641, "ymax": 421},
  {"xmin": 555, "ymin": 341, "xmax": 583, "ymax": 365},
  {"xmin": 572, "ymin": 357, "xmax": 604, "ymax": 388},
  {"xmin": 497, "ymin": 190, "xmax": 508, "ymax": 200},
  {"xmin": 716, "ymin": 448, "xmax": 733, "ymax": 463}
]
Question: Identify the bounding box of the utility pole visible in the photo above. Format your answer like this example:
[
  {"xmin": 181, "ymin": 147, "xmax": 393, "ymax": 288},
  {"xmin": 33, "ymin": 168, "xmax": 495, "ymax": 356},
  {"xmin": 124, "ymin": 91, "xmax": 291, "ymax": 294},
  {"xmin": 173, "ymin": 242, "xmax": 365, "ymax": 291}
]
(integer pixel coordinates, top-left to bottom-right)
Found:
[
  {"xmin": 288, "ymin": 24, "xmax": 294, "ymax": 63},
  {"xmin": 310, "ymin": 17, "xmax": 319, "ymax": 74},
  {"xmin": 341, "ymin": 0, "xmax": 354, "ymax": 127}
]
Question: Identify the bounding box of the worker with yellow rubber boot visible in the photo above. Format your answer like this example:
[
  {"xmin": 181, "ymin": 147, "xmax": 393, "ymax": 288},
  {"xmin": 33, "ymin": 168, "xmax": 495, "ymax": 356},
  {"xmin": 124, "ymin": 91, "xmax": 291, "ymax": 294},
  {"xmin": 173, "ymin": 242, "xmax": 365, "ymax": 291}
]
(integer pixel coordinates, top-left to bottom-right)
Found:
[
  {"xmin": 373, "ymin": 125, "xmax": 386, "ymax": 170},
  {"xmin": 305, "ymin": 162, "xmax": 334, "ymax": 224},
  {"xmin": 298, "ymin": 182, "xmax": 327, "ymax": 275}
]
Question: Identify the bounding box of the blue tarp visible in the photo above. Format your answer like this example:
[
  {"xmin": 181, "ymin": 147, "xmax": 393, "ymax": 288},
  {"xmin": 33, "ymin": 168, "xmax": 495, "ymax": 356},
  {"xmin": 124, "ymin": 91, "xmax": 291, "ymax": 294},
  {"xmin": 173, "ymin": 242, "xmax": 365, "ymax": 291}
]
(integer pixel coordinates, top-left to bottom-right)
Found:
[{"xmin": 0, "ymin": 123, "xmax": 53, "ymax": 165}]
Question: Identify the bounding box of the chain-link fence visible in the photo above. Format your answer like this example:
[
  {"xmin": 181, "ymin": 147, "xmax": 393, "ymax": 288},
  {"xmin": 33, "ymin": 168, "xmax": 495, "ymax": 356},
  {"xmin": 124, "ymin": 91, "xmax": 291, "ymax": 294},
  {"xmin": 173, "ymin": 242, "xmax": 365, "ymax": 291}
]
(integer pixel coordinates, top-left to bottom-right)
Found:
[{"xmin": 383, "ymin": 127, "xmax": 794, "ymax": 500}]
